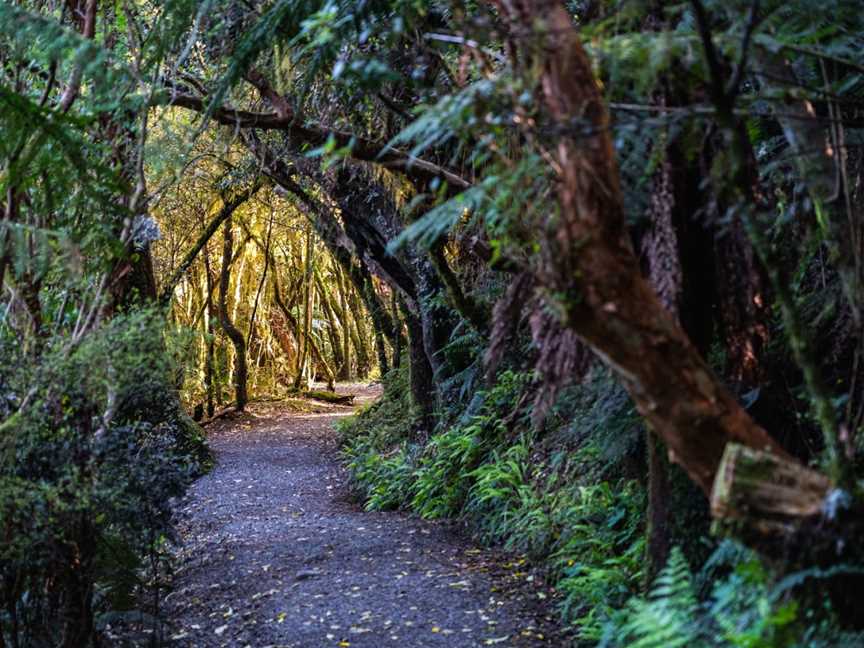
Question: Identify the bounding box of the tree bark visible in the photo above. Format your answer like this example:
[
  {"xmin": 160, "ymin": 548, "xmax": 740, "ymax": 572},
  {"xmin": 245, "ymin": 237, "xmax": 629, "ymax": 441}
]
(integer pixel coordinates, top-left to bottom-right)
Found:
[
  {"xmin": 294, "ymin": 223, "xmax": 315, "ymax": 390},
  {"xmin": 347, "ymin": 285, "xmax": 371, "ymax": 378},
  {"xmin": 645, "ymin": 434, "xmax": 672, "ymax": 582},
  {"xmin": 493, "ymin": 0, "xmax": 798, "ymax": 497},
  {"xmin": 391, "ymin": 291, "xmax": 402, "ymax": 370},
  {"xmin": 338, "ymin": 268, "xmax": 353, "ymax": 381},
  {"xmin": 374, "ymin": 329, "xmax": 389, "ymax": 376},
  {"xmin": 246, "ymin": 210, "xmax": 274, "ymax": 349},
  {"xmin": 711, "ymin": 443, "xmax": 832, "ymax": 537}
]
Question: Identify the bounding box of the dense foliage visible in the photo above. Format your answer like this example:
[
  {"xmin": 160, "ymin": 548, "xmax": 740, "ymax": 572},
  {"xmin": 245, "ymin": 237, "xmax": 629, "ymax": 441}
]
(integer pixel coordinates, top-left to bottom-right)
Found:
[{"xmin": 3, "ymin": 0, "xmax": 864, "ymax": 644}]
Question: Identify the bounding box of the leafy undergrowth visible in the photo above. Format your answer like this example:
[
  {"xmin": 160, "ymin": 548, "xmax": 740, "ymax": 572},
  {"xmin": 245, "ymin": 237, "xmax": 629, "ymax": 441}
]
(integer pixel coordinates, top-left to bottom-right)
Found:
[
  {"xmin": 601, "ymin": 544, "xmax": 864, "ymax": 648},
  {"xmin": 340, "ymin": 366, "xmax": 646, "ymax": 641},
  {"xmin": 0, "ymin": 310, "xmax": 208, "ymax": 645},
  {"xmin": 340, "ymin": 365, "xmax": 864, "ymax": 646}
]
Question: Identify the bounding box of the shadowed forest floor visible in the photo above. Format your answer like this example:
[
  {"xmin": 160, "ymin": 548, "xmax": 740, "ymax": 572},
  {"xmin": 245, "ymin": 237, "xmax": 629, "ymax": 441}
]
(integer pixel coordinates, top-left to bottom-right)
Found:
[{"xmin": 165, "ymin": 385, "xmax": 566, "ymax": 647}]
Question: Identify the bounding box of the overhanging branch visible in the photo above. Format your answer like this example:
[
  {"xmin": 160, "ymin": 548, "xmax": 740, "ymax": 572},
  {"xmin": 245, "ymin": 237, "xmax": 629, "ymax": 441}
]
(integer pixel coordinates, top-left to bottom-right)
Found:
[{"xmin": 158, "ymin": 91, "xmax": 470, "ymax": 192}]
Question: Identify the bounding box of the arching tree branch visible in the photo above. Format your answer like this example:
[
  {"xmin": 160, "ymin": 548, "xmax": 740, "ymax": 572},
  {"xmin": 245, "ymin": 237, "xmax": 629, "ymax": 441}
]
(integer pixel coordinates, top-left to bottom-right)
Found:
[
  {"xmin": 159, "ymin": 91, "xmax": 470, "ymax": 192},
  {"xmin": 158, "ymin": 182, "xmax": 260, "ymax": 306}
]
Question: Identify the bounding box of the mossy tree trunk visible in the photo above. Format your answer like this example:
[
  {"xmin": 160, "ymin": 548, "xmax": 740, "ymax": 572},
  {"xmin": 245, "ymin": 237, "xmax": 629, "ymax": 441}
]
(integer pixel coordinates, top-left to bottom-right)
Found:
[
  {"xmin": 294, "ymin": 223, "xmax": 315, "ymax": 390},
  {"xmin": 316, "ymin": 272, "xmax": 345, "ymax": 378},
  {"xmin": 338, "ymin": 268, "xmax": 353, "ymax": 381},
  {"xmin": 391, "ymin": 292, "xmax": 402, "ymax": 370},
  {"xmin": 347, "ymin": 286, "xmax": 371, "ymax": 379},
  {"xmin": 403, "ymin": 305, "xmax": 436, "ymax": 427}
]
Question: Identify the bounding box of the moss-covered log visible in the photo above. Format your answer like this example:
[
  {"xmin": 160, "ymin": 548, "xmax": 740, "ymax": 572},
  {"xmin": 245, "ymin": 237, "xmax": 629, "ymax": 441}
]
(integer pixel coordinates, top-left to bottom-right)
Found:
[
  {"xmin": 710, "ymin": 443, "xmax": 833, "ymax": 537},
  {"xmin": 304, "ymin": 390, "xmax": 355, "ymax": 405}
]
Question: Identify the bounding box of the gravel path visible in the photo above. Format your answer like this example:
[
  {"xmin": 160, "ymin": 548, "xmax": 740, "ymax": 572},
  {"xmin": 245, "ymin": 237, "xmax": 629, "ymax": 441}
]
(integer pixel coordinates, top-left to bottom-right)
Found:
[{"xmin": 165, "ymin": 385, "xmax": 565, "ymax": 647}]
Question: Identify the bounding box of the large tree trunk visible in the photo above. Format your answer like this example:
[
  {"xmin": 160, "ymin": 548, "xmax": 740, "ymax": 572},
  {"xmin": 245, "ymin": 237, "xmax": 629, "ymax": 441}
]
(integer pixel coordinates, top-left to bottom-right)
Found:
[
  {"xmin": 218, "ymin": 217, "xmax": 248, "ymax": 411},
  {"xmin": 492, "ymin": 0, "xmax": 820, "ymax": 501},
  {"xmin": 403, "ymin": 303, "xmax": 436, "ymax": 425}
]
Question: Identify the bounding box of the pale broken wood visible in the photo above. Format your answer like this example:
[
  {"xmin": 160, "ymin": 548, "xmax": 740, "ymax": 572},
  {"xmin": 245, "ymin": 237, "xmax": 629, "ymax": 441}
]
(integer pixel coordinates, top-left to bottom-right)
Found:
[{"xmin": 710, "ymin": 443, "xmax": 833, "ymax": 536}]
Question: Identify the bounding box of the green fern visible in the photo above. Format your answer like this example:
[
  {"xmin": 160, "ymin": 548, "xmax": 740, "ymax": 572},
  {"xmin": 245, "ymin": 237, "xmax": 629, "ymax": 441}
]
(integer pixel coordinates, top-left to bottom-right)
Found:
[{"xmin": 603, "ymin": 548, "xmax": 699, "ymax": 648}]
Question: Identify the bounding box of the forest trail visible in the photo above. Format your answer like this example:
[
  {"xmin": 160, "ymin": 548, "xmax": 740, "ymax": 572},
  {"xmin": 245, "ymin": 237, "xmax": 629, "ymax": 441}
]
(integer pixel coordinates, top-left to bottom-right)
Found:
[{"xmin": 165, "ymin": 385, "xmax": 563, "ymax": 648}]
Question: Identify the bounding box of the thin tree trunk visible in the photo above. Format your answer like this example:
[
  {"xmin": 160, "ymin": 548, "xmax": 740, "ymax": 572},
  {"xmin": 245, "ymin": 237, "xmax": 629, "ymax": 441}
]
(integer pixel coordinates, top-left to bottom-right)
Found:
[
  {"xmin": 273, "ymin": 265, "xmax": 336, "ymax": 391},
  {"xmin": 247, "ymin": 210, "xmax": 274, "ymax": 349},
  {"xmin": 246, "ymin": 143, "xmax": 404, "ymax": 359},
  {"xmin": 203, "ymin": 243, "xmax": 216, "ymax": 418},
  {"xmin": 316, "ymin": 271, "xmax": 345, "ymax": 376},
  {"xmin": 347, "ymin": 288, "xmax": 371, "ymax": 379},
  {"xmin": 218, "ymin": 217, "xmax": 248, "ymax": 411},
  {"xmin": 374, "ymin": 329, "xmax": 389, "ymax": 376},
  {"xmin": 158, "ymin": 185, "xmax": 258, "ymax": 306},
  {"xmin": 358, "ymin": 270, "xmax": 393, "ymax": 375},
  {"xmin": 391, "ymin": 291, "xmax": 402, "ymax": 370},
  {"xmin": 294, "ymin": 224, "xmax": 315, "ymax": 389},
  {"xmin": 338, "ymin": 267, "xmax": 353, "ymax": 381}
]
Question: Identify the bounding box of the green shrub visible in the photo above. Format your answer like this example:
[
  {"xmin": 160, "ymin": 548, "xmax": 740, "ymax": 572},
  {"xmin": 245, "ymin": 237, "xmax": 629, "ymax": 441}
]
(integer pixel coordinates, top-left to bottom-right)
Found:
[
  {"xmin": 601, "ymin": 544, "xmax": 864, "ymax": 648},
  {"xmin": 0, "ymin": 310, "xmax": 204, "ymax": 645},
  {"xmin": 338, "ymin": 359, "xmax": 417, "ymax": 449},
  {"xmin": 350, "ymin": 442, "xmax": 416, "ymax": 511},
  {"xmin": 341, "ymin": 361, "xmax": 420, "ymax": 508},
  {"xmin": 551, "ymin": 480, "xmax": 645, "ymax": 641},
  {"xmin": 467, "ymin": 439, "xmax": 548, "ymax": 550},
  {"xmin": 410, "ymin": 420, "xmax": 493, "ymax": 517}
]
